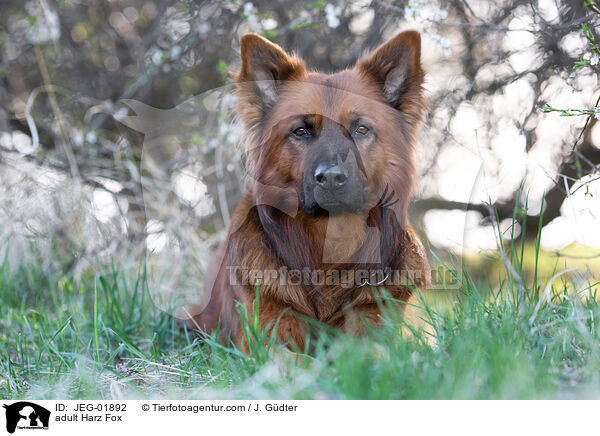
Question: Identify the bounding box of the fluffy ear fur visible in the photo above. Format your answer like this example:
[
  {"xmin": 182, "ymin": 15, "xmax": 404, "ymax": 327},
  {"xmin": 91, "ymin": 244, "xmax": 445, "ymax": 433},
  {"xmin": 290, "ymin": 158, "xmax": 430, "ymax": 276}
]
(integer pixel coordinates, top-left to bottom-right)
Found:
[
  {"xmin": 235, "ymin": 34, "xmax": 306, "ymax": 127},
  {"xmin": 356, "ymin": 30, "xmax": 424, "ymax": 114}
]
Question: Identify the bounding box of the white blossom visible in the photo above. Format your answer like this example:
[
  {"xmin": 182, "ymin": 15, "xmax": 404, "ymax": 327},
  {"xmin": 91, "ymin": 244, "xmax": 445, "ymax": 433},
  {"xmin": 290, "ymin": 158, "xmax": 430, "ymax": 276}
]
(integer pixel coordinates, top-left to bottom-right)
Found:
[
  {"xmin": 583, "ymin": 52, "xmax": 599, "ymax": 66},
  {"xmin": 426, "ymin": 32, "xmax": 452, "ymax": 56},
  {"xmin": 25, "ymin": 0, "xmax": 60, "ymax": 43},
  {"xmin": 261, "ymin": 18, "xmax": 278, "ymax": 30},
  {"xmin": 324, "ymin": 4, "xmax": 341, "ymax": 29},
  {"xmin": 152, "ymin": 50, "xmax": 164, "ymax": 66},
  {"xmin": 73, "ymin": 131, "xmax": 84, "ymax": 146},
  {"xmin": 242, "ymin": 2, "xmax": 260, "ymax": 30},
  {"xmin": 169, "ymin": 45, "xmax": 182, "ymax": 60},
  {"xmin": 85, "ymin": 131, "xmax": 97, "ymax": 144},
  {"xmin": 405, "ymin": 0, "xmax": 448, "ymax": 23},
  {"xmin": 243, "ymin": 2, "xmax": 255, "ymax": 17}
]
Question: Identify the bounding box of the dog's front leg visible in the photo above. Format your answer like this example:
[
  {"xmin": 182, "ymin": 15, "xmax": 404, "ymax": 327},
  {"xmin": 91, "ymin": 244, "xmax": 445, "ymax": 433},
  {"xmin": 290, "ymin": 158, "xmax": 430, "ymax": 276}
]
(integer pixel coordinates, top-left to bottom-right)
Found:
[
  {"xmin": 340, "ymin": 303, "xmax": 385, "ymax": 336},
  {"xmin": 236, "ymin": 296, "xmax": 308, "ymax": 352}
]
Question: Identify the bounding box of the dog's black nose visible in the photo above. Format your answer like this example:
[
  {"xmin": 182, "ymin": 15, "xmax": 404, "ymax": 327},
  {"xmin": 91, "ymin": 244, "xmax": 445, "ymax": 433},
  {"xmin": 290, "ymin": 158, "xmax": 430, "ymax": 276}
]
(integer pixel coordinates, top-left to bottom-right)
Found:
[{"xmin": 314, "ymin": 164, "xmax": 348, "ymax": 189}]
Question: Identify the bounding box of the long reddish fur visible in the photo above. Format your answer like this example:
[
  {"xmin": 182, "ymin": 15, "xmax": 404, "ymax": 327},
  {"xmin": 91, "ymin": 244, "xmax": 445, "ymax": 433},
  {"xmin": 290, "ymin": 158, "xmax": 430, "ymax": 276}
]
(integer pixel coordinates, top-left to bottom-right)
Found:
[{"xmin": 189, "ymin": 31, "xmax": 431, "ymax": 350}]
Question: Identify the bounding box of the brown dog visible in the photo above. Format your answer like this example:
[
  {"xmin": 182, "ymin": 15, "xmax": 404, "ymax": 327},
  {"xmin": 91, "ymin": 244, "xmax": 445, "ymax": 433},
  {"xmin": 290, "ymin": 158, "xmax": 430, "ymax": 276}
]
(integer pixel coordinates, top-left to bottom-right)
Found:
[{"xmin": 188, "ymin": 30, "xmax": 431, "ymax": 350}]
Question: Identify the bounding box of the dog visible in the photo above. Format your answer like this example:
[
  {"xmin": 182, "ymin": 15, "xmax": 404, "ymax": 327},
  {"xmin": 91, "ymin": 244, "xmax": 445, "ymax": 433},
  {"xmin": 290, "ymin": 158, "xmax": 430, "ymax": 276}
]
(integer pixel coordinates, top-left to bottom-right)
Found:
[{"xmin": 187, "ymin": 30, "xmax": 431, "ymax": 350}]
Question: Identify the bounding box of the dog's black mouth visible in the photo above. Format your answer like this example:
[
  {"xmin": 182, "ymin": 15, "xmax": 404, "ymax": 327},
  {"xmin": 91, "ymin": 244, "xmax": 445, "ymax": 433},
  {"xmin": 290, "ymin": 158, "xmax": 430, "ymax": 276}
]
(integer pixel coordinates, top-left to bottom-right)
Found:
[
  {"xmin": 317, "ymin": 200, "xmax": 363, "ymax": 214},
  {"xmin": 302, "ymin": 202, "xmax": 328, "ymax": 216},
  {"xmin": 300, "ymin": 183, "xmax": 368, "ymax": 216},
  {"xmin": 301, "ymin": 197, "xmax": 365, "ymax": 216}
]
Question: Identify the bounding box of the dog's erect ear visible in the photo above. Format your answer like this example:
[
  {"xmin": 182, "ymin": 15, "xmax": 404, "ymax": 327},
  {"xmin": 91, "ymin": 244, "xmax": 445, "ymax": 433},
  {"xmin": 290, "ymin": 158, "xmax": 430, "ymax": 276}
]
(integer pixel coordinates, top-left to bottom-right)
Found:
[
  {"xmin": 236, "ymin": 34, "xmax": 306, "ymax": 116},
  {"xmin": 356, "ymin": 30, "xmax": 424, "ymax": 110}
]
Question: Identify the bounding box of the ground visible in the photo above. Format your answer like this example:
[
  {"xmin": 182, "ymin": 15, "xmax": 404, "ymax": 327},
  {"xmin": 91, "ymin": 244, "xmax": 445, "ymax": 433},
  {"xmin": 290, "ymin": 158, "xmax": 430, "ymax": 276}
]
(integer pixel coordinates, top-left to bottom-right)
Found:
[{"xmin": 1, "ymin": 240, "xmax": 600, "ymax": 400}]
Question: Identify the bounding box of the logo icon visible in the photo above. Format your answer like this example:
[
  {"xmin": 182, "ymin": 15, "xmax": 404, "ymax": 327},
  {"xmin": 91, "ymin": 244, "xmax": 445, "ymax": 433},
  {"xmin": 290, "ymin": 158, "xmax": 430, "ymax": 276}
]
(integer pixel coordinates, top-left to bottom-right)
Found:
[{"xmin": 2, "ymin": 402, "xmax": 50, "ymax": 433}]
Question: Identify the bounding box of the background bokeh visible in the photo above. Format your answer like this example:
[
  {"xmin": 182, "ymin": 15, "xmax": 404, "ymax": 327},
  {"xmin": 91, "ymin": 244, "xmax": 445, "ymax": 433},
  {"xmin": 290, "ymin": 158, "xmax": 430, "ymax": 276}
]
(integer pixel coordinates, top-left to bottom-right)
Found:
[{"xmin": 0, "ymin": 0, "xmax": 599, "ymax": 294}]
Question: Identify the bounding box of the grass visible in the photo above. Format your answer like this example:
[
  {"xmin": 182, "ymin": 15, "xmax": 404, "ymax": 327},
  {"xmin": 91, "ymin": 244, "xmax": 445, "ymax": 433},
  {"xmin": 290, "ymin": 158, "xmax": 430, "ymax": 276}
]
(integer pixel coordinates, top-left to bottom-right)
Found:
[{"xmin": 1, "ymin": 215, "xmax": 600, "ymax": 399}]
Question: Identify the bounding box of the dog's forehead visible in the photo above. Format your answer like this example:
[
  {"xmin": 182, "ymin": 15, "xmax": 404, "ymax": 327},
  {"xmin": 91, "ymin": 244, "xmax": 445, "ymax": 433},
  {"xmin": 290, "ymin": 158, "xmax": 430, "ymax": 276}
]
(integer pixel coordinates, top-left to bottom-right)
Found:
[{"xmin": 272, "ymin": 70, "xmax": 388, "ymax": 122}]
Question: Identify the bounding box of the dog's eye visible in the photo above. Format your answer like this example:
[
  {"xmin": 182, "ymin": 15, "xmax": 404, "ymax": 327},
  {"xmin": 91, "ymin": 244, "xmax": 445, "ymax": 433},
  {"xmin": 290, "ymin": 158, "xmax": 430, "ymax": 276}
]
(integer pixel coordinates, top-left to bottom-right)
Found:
[
  {"xmin": 356, "ymin": 125, "xmax": 370, "ymax": 135},
  {"xmin": 292, "ymin": 127, "xmax": 308, "ymax": 137}
]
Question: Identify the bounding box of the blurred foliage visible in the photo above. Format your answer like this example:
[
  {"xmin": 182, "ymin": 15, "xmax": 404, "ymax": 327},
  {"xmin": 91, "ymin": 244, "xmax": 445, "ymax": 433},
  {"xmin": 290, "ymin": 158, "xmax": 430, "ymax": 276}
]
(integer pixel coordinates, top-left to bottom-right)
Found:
[{"xmin": 0, "ymin": 0, "xmax": 599, "ymax": 279}]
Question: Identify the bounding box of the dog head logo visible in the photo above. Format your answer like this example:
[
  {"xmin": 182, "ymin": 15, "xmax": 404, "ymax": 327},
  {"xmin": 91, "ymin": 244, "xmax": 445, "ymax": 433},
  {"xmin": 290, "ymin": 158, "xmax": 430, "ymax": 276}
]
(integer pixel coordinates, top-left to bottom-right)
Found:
[{"xmin": 3, "ymin": 402, "xmax": 50, "ymax": 433}]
